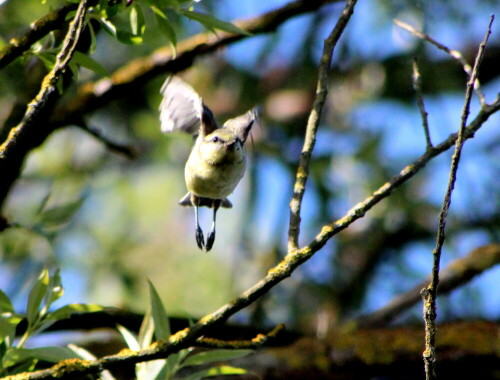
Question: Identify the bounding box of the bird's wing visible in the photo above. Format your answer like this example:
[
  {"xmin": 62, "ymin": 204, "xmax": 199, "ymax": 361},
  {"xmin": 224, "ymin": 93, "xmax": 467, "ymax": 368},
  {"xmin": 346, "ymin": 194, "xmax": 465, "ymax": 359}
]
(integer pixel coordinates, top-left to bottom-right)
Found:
[
  {"xmin": 159, "ymin": 76, "xmax": 204, "ymax": 135},
  {"xmin": 223, "ymin": 107, "xmax": 259, "ymax": 143}
]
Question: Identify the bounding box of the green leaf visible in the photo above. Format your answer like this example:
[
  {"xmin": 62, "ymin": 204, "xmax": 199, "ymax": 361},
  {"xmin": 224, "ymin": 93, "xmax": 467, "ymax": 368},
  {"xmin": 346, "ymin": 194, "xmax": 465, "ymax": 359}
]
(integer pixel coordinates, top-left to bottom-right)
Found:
[
  {"xmin": 181, "ymin": 349, "xmax": 253, "ymax": 367},
  {"xmin": 0, "ymin": 290, "xmax": 14, "ymax": 313},
  {"xmin": 64, "ymin": 10, "xmax": 77, "ymax": 21},
  {"xmin": 45, "ymin": 268, "xmax": 64, "ymax": 310},
  {"xmin": 117, "ymin": 324, "xmax": 140, "ymax": 351},
  {"xmin": 39, "ymin": 198, "xmax": 84, "ymax": 228},
  {"xmin": 180, "ymin": 10, "xmax": 251, "ymax": 36},
  {"xmin": 2, "ymin": 346, "xmax": 77, "ymax": 368},
  {"xmin": 0, "ymin": 313, "xmax": 22, "ymax": 343},
  {"xmin": 206, "ymin": 365, "xmax": 247, "ymax": 376},
  {"xmin": 72, "ymin": 51, "xmax": 108, "ymax": 77},
  {"xmin": 182, "ymin": 365, "xmax": 247, "ymax": 380},
  {"xmin": 68, "ymin": 60, "xmax": 80, "ymax": 81},
  {"xmin": 26, "ymin": 269, "xmax": 50, "ymax": 325},
  {"xmin": 153, "ymin": 362, "xmax": 169, "ymax": 380},
  {"xmin": 130, "ymin": 4, "xmax": 146, "ymax": 36},
  {"xmin": 137, "ymin": 359, "xmax": 169, "ymax": 380},
  {"xmin": 138, "ymin": 307, "xmax": 154, "ymax": 349},
  {"xmin": 36, "ymin": 51, "xmax": 57, "ymax": 71},
  {"xmin": 88, "ymin": 21, "xmax": 97, "ymax": 54},
  {"xmin": 46, "ymin": 303, "xmax": 103, "ymax": 322},
  {"xmin": 154, "ymin": 12, "xmax": 177, "ymax": 45},
  {"xmin": 117, "ymin": 30, "xmax": 144, "ymax": 45},
  {"xmin": 147, "ymin": 279, "xmax": 182, "ymax": 378},
  {"xmin": 4, "ymin": 357, "xmax": 37, "ymax": 375},
  {"xmin": 100, "ymin": 17, "xmax": 117, "ymax": 37},
  {"xmin": 147, "ymin": 280, "xmax": 170, "ymax": 340}
]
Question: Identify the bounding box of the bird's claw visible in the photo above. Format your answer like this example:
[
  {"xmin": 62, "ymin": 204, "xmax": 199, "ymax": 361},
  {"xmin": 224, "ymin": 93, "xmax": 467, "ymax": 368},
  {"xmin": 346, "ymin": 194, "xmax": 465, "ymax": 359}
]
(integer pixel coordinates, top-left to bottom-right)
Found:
[
  {"xmin": 206, "ymin": 228, "xmax": 216, "ymax": 252},
  {"xmin": 195, "ymin": 225, "xmax": 205, "ymax": 250}
]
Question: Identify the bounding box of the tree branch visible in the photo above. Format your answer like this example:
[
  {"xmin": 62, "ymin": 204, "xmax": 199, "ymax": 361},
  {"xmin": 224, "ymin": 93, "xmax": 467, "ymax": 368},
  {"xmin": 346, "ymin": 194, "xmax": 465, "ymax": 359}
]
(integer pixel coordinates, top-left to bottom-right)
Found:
[
  {"xmin": 195, "ymin": 324, "xmax": 284, "ymax": 349},
  {"xmin": 0, "ymin": 0, "xmax": 340, "ymax": 210},
  {"xmin": 394, "ymin": 18, "xmax": 487, "ymax": 105},
  {"xmin": 75, "ymin": 122, "xmax": 137, "ymax": 159},
  {"xmin": 49, "ymin": 0, "xmax": 342, "ymax": 130},
  {"xmin": 12, "ymin": 15, "xmax": 500, "ymax": 380},
  {"xmin": 412, "ymin": 58, "xmax": 433, "ymax": 149},
  {"xmin": 0, "ymin": 3, "xmax": 80, "ymax": 69},
  {"xmin": 288, "ymin": 0, "xmax": 358, "ymax": 251},
  {"xmin": 354, "ymin": 244, "xmax": 500, "ymax": 328},
  {"xmin": 421, "ymin": 15, "xmax": 493, "ymax": 380},
  {"xmin": 10, "ymin": 96, "xmax": 500, "ymax": 380},
  {"xmin": 0, "ymin": 0, "xmax": 90, "ymax": 209}
]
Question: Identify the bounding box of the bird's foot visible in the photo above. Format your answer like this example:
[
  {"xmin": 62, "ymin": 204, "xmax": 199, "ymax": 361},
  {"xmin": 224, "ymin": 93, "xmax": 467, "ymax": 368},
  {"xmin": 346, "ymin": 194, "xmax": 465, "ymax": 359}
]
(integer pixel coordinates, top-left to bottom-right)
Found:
[
  {"xmin": 206, "ymin": 227, "xmax": 216, "ymax": 252},
  {"xmin": 195, "ymin": 225, "xmax": 205, "ymax": 250}
]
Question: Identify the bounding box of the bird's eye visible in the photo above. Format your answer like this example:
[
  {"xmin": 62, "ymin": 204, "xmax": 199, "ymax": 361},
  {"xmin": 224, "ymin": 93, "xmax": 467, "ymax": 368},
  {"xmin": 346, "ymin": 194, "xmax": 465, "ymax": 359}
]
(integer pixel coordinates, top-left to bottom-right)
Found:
[{"xmin": 212, "ymin": 136, "xmax": 219, "ymax": 143}]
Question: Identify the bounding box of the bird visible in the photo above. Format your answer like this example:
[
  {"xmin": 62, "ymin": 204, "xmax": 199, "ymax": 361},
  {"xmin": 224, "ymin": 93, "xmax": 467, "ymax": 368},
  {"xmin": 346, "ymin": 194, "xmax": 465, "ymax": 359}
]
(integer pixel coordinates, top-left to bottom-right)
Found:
[{"xmin": 159, "ymin": 76, "xmax": 257, "ymax": 251}]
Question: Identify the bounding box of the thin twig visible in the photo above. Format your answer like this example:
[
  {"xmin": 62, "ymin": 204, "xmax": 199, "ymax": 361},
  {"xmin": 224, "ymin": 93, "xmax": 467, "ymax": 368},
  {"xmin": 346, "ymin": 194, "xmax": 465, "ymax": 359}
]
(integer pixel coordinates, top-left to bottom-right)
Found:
[
  {"xmin": 354, "ymin": 244, "xmax": 500, "ymax": 328},
  {"xmin": 288, "ymin": 0, "xmax": 359, "ymax": 251},
  {"xmin": 14, "ymin": 91, "xmax": 500, "ymax": 380},
  {"xmin": 195, "ymin": 324, "xmax": 284, "ymax": 349},
  {"xmin": 394, "ymin": 19, "xmax": 487, "ymax": 106},
  {"xmin": 76, "ymin": 122, "xmax": 138, "ymax": 158},
  {"xmin": 0, "ymin": 0, "xmax": 340, "ymax": 209},
  {"xmin": 421, "ymin": 15, "xmax": 493, "ymax": 380},
  {"xmin": 412, "ymin": 58, "xmax": 433, "ymax": 149}
]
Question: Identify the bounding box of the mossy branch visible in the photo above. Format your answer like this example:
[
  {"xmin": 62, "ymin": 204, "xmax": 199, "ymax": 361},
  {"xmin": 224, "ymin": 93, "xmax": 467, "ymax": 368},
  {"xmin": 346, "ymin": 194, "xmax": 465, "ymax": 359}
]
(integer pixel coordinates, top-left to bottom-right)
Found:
[
  {"xmin": 9, "ymin": 6, "xmax": 500, "ymax": 380},
  {"xmin": 287, "ymin": 0, "xmax": 358, "ymax": 251},
  {"xmin": 0, "ymin": 0, "xmax": 89, "ymax": 161},
  {"xmin": 355, "ymin": 244, "xmax": 500, "ymax": 328},
  {"xmin": 0, "ymin": 3, "xmax": 79, "ymax": 69},
  {"xmin": 11, "ymin": 95, "xmax": 500, "ymax": 379},
  {"xmin": 421, "ymin": 15, "xmax": 494, "ymax": 380},
  {"xmin": 0, "ymin": 0, "xmax": 340, "ymax": 210}
]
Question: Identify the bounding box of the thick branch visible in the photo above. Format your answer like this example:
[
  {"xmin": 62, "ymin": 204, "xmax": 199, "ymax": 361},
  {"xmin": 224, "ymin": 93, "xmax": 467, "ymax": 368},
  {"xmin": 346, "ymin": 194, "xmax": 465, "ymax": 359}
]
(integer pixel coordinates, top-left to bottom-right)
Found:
[
  {"xmin": 0, "ymin": 0, "xmax": 90, "ymax": 208},
  {"xmin": 13, "ymin": 25, "xmax": 500, "ymax": 380},
  {"xmin": 0, "ymin": 3, "xmax": 79, "ymax": 69},
  {"xmin": 288, "ymin": 0, "xmax": 358, "ymax": 251},
  {"xmin": 0, "ymin": 0, "xmax": 339, "ymax": 210},
  {"xmin": 11, "ymin": 97, "xmax": 500, "ymax": 380}
]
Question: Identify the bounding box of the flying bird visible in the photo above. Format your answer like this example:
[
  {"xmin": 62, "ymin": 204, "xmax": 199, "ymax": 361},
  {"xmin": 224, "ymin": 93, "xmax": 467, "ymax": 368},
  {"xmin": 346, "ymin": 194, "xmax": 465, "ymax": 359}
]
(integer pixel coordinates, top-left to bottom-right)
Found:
[{"xmin": 160, "ymin": 76, "xmax": 257, "ymax": 251}]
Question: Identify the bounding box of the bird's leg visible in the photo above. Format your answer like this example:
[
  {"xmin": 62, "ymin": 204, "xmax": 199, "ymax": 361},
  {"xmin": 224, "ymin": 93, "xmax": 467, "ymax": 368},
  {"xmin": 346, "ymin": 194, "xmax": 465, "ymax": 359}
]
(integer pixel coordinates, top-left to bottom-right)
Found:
[
  {"xmin": 206, "ymin": 199, "xmax": 221, "ymax": 251},
  {"xmin": 193, "ymin": 196, "xmax": 205, "ymax": 250}
]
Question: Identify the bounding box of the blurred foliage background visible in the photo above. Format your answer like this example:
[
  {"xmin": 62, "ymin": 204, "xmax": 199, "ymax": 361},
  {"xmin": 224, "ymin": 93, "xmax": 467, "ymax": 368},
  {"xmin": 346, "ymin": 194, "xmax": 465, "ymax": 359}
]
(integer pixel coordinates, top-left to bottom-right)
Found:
[{"xmin": 0, "ymin": 0, "xmax": 499, "ymax": 340}]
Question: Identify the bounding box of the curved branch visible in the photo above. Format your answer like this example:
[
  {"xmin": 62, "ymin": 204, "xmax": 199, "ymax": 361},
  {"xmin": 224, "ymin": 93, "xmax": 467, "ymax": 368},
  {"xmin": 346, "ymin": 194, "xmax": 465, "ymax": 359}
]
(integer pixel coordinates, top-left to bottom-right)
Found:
[
  {"xmin": 354, "ymin": 244, "xmax": 500, "ymax": 328},
  {"xmin": 13, "ymin": 4, "xmax": 500, "ymax": 380},
  {"xmin": 0, "ymin": 0, "xmax": 89, "ymax": 213},
  {"xmin": 0, "ymin": 0, "xmax": 339, "ymax": 210},
  {"xmin": 0, "ymin": 3, "xmax": 79, "ymax": 69},
  {"xmin": 49, "ymin": 0, "xmax": 341, "ymax": 129},
  {"xmin": 287, "ymin": 0, "xmax": 358, "ymax": 251},
  {"xmin": 14, "ymin": 97, "xmax": 500, "ymax": 380},
  {"xmin": 0, "ymin": 0, "xmax": 89, "ymax": 157}
]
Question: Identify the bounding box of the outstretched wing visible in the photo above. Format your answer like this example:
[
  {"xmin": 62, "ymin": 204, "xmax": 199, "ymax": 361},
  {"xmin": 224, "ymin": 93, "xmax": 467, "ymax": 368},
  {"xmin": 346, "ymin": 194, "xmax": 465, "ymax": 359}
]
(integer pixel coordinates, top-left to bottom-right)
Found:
[
  {"xmin": 159, "ymin": 76, "xmax": 204, "ymax": 135},
  {"xmin": 223, "ymin": 107, "xmax": 259, "ymax": 143}
]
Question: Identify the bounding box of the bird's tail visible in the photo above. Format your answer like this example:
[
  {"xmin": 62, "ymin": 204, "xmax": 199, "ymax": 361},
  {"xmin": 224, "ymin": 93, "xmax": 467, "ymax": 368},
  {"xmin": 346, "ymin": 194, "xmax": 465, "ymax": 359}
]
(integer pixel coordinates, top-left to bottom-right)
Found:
[{"xmin": 178, "ymin": 193, "xmax": 233, "ymax": 208}]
